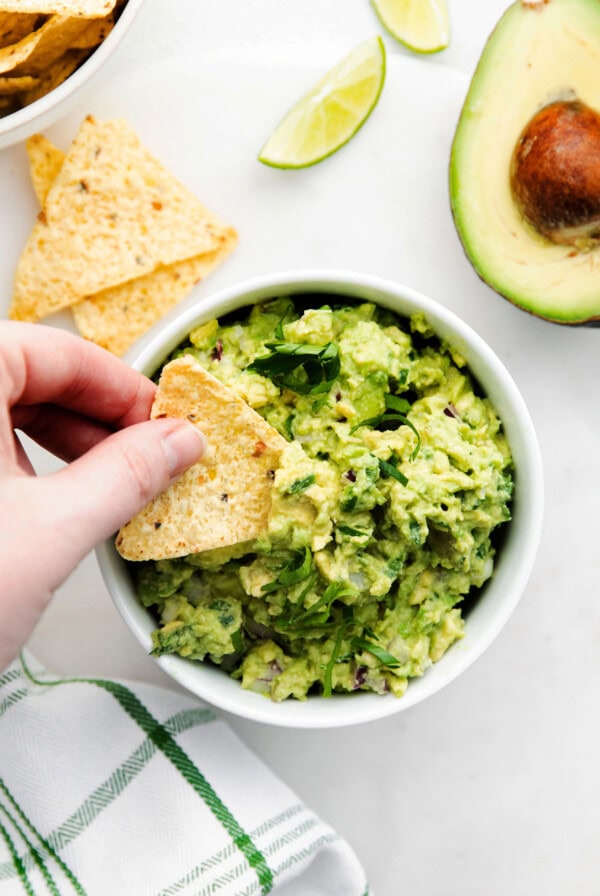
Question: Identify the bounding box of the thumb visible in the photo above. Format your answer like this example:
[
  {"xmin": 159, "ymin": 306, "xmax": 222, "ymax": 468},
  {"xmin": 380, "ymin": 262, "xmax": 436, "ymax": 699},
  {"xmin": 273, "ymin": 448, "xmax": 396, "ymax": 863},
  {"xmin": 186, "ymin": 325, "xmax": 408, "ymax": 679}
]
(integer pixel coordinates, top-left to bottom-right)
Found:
[{"xmin": 42, "ymin": 417, "xmax": 206, "ymax": 570}]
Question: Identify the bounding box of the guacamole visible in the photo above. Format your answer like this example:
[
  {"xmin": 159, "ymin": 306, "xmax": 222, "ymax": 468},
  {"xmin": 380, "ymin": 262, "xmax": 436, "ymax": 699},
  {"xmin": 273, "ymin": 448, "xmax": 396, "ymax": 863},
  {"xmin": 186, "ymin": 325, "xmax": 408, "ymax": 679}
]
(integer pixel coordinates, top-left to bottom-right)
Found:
[{"xmin": 133, "ymin": 298, "xmax": 513, "ymax": 701}]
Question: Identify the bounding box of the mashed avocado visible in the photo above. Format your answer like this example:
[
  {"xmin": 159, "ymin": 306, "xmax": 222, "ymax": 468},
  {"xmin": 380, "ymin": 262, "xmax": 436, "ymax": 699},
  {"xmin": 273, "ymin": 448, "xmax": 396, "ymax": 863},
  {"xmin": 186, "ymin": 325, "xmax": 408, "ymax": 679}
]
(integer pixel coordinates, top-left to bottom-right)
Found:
[{"xmin": 134, "ymin": 298, "xmax": 513, "ymax": 701}]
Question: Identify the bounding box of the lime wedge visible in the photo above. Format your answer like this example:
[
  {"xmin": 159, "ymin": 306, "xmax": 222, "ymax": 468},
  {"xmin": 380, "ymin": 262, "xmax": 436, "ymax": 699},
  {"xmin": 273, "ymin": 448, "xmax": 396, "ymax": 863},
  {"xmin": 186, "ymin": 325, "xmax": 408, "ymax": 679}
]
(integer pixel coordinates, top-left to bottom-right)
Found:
[
  {"xmin": 258, "ymin": 37, "xmax": 386, "ymax": 169},
  {"xmin": 371, "ymin": 0, "xmax": 449, "ymax": 53}
]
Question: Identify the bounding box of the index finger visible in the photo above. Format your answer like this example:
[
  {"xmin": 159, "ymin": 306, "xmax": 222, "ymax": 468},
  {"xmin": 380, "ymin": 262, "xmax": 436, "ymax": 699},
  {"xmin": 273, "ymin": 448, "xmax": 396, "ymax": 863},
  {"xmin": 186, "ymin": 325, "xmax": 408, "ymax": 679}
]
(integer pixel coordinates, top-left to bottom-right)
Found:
[{"xmin": 0, "ymin": 321, "xmax": 156, "ymax": 427}]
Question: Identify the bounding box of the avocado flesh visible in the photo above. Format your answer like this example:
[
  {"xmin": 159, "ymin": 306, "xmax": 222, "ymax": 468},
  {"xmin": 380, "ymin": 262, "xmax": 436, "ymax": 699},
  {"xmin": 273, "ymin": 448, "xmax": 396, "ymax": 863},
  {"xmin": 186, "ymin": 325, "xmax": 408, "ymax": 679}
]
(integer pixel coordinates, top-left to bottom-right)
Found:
[{"xmin": 450, "ymin": 0, "xmax": 600, "ymax": 324}]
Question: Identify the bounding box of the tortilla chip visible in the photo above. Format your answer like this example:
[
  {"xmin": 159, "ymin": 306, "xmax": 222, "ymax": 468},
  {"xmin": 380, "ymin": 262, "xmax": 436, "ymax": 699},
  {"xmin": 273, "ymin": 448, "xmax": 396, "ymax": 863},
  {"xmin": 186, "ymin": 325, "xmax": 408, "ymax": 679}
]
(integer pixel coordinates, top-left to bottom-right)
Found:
[
  {"xmin": 0, "ymin": 1, "xmax": 115, "ymax": 16},
  {"xmin": 0, "ymin": 73, "xmax": 37, "ymax": 93},
  {"xmin": 0, "ymin": 14, "xmax": 87, "ymax": 75},
  {"xmin": 71, "ymin": 231, "xmax": 237, "ymax": 356},
  {"xmin": 9, "ymin": 15, "xmax": 89, "ymax": 75},
  {"xmin": 115, "ymin": 357, "xmax": 288, "ymax": 560},
  {"xmin": 26, "ymin": 133, "xmax": 65, "ymax": 205},
  {"xmin": 24, "ymin": 132, "xmax": 237, "ymax": 356},
  {"xmin": 19, "ymin": 46, "xmax": 86, "ymax": 103},
  {"xmin": 0, "ymin": 12, "xmax": 42, "ymax": 49},
  {"xmin": 0, "ymin": 14, "xmax": 47, "ymax": 73},
  {"xmin": 10, "ymin": 115, "xmax": 234, "ymax": 322},
  {"xmin": 0, "ymin": 93, "xmax": 16, "ymax": 113},
  {"xmin": 69, "ymin": 11, "xmax": 113, "ymax": 48}
]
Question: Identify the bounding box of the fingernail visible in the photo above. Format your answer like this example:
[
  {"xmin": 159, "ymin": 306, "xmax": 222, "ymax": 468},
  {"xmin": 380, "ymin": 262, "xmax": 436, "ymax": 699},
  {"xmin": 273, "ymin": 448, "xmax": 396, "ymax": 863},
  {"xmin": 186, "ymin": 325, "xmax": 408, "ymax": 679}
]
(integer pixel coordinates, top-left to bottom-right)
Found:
[{"xmin": 161, "ymin": 422, "xmax": 206, "ymax": 478}]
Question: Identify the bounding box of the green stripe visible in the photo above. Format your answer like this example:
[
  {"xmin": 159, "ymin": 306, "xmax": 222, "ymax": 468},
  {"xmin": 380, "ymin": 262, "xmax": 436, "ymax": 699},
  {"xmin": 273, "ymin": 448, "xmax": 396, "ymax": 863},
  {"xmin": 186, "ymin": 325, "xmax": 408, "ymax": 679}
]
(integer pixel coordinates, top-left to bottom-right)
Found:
[
  {"xmin": 20, "ymin": 655, "xmax": 273, "ymax": 894},
  {"xmin": 50, "ymin": 706, "xmax": 215, "ymax": 853},
  {"xmin": 193, "ymin": 860, "xmax": 249, "ymax": 896},
  {"xmin": 0, "ymin": 817, "xmax": 34, "ymax": 896},
  {"xmin": 0, "ymin": 668, "xmax": 22, "ymax": 689},
  {"xmin": 271, "ymin": 832, "xmax": 339, "ymax": 878},
  {"xmin": 199, "ymin": 834, "xmax": 341, "ymax": 896},
  {"xmin": 188, "ymin": 815, "xmax": 322, "ymax": 896},
  {"xmin": 97, "ymin": 680, "xmax": 273, "ymax": 893},
  {"xmin": 0, "ymin": 799, "xmax": 60, "ymax": 896},
  {"xmin": 0, "ymin": 779, "xmax": 86, "ymax": 896},
  {"xmin": 0, "ymin": 688, "xmax": 27, "ymax": 720},
  {"xmin": 0, "ymin": 707, "xmax": 214, "ymax": 883},
  {"xmin": 265, "ymin": 816, "xmax": 320, "ymax": 858},
  {"xmin": 251, "ymin": 805, "xmax": 304, "ymax": 845},
  {"xmin": 273, "ymin": 833, "xmax": 369, "ymax": 896},
  {"xmin": 157, "ymin": 804, "xmax": 305, "ymax": 896}
]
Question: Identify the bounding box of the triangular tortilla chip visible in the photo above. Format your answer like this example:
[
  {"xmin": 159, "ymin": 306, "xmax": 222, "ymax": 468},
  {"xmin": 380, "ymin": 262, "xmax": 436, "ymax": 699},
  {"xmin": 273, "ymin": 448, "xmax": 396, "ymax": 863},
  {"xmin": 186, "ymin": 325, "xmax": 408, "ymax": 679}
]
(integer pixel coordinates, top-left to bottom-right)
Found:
[
  {"xmin": 0, "ymin": 13, "xmax": 50, "ymax": 73},
  {"xmin": 0, "ymin": 73, "xmax": 37, "ymax": 93},
  {"xmin": 115, "ymin": 357, "xmax": 288, "ymax": 560},
  {"xmin": 71, "ymin": 233, "xmax": 237, "ymax": 356},
  {"xmin": 69, "ymin": 11, "xmax": 113, "ymax": 48},
  {"xmin": 10, "ymin": 116, "xmax": 231, "ymax": 321},
  {"xmin": 0, "ymin": 1, "xmax": 115, "ymax": 16},
  {"xmin": 25, "ymin": 133, "xmax": 237, "ymax": 355},
  {"xmin": 0, "ymin": 12, "xmax": 42, "ymax": 49},
  {"xmin": 26, "ymin": 133, "xmax": 65, "ymax": 205},
  {"xmin": 19, "ymin": 46, "xmax": 86, "ymax": 103},
  {"xmin": 10, "ymin": 15, "xmax": 89, "ymax": 75},
  {"xmin": 0, "ymin": 14, "xmax": 87, "ymax": 75}
]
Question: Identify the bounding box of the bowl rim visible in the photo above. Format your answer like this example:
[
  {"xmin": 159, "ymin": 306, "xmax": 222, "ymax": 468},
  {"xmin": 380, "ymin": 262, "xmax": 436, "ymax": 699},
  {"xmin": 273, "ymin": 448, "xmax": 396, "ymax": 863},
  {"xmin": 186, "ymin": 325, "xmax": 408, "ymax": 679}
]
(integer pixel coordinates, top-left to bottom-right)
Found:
[
  {"xmin": 97, "ymin": 268, "xmax": 544, "ymax": 727},
  {"xmin": 0, "ymin": 0, "xmax": 147, "ymax": 147}
]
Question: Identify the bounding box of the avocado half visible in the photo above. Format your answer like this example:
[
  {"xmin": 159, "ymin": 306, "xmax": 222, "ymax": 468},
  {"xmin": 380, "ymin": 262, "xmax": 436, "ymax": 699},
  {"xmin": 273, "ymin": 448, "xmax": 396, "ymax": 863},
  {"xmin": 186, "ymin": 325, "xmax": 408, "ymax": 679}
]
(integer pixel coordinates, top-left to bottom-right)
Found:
[{"xmin": 450, "ymin": 0, "xmax": 600, "ymax": 325}]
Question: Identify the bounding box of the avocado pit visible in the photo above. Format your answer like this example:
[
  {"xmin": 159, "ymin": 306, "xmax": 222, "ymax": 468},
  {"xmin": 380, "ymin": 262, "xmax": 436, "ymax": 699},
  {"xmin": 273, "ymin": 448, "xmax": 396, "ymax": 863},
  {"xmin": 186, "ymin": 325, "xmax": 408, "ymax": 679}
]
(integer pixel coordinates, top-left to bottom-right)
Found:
[{"xmin": 510, "ymin": 99, "xmax": 600, "ymax": 247}]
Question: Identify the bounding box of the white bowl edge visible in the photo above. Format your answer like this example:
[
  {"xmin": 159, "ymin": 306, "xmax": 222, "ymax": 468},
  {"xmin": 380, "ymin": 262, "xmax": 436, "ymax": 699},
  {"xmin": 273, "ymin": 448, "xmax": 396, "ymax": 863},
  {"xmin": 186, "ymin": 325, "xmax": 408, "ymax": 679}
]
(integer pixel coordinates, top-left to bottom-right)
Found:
[{"xmin": 0, "ymin": 0, "xmax": 147, "ymax": 149}]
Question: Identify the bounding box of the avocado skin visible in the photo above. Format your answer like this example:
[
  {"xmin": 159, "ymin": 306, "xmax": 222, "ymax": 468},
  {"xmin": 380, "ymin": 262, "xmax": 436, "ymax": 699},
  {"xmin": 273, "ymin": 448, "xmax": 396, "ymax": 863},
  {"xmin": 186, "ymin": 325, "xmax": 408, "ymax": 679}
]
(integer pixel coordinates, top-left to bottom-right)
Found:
[{"xmin": 449, "ymin": 0, "xmax": 600, "ymax": 327}]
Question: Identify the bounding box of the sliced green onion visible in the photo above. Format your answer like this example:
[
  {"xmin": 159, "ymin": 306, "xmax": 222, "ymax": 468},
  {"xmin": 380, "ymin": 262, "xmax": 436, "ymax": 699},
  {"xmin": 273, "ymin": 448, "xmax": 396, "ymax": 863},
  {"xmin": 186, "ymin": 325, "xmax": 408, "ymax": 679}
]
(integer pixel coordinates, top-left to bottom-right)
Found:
[
  {"xmin": 378, "ymin": 458, "xmax": 409, "ymax": 486},
  {"xmin": 274, "ymin": 303, "xmax": 294, "ymax": 340},
  {"xmin": 230, "ymin": 629, "xmax": 245, "ymax": 653},
  {"xmin": 351, "ymin": 636, "xmax": 401, "ymax": 668},
  {"xmin": 337, "ymin": 524, "xmax": 370, "ymax": 537},
  {"xmin": 279, "ymin": 580, "xmax": 355, "ymax": 630},
  {"xmin": 287, "ymin": 474, "xmax": 316, "ymax": 495},
  {"xmin": 385, "ymin": 393, "xmax": 411, "ymax": 414},
  {"xmin": 282, "ymin": 414, "xmax": 295, "ymax": 440},
  {"xmin": 323, "ymin": 612, "xmax": 356, "ymax": 697}
]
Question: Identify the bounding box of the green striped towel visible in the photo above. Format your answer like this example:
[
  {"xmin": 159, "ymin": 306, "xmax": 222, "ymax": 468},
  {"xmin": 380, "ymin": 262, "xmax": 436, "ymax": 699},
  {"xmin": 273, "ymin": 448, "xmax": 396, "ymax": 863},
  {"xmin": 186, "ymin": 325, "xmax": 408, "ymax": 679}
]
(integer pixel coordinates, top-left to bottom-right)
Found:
[{"xmin": 0, "ymin": 653, "xmax": 368, "ymax": 896}]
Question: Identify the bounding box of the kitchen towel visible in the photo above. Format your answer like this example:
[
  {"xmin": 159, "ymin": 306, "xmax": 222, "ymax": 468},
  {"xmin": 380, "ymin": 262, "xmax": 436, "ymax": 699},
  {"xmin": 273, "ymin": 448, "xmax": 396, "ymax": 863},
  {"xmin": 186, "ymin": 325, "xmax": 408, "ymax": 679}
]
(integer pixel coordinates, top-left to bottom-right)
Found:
[{"xmin": 0, "ymin": 652, "xmax": 368, "ymax": 896}]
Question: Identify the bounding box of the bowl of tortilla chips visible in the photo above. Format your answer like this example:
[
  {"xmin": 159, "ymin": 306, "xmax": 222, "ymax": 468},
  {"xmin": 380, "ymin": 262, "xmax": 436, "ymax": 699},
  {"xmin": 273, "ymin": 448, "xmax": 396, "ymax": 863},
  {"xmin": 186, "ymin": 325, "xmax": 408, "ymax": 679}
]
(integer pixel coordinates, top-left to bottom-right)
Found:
[
  {"xmin": 0, "ymin": 0, "xmax": 145, "ymax": 148},
  {"xmin": 96, "ymin": 269, "xmax": 544, "ymax": 728}
]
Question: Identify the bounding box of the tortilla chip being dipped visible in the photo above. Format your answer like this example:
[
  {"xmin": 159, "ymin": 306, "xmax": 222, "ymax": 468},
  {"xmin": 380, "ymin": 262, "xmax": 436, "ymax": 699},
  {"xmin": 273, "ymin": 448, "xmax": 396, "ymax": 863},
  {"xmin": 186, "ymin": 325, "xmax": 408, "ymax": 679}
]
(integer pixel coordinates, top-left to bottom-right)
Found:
[
  {"xmin": 115, "ymin": 357, "xmax": 287, "ymax": 561},
  {"xmin": 10, "ymin": 115, "xmax": 233, "ymax": 322}
]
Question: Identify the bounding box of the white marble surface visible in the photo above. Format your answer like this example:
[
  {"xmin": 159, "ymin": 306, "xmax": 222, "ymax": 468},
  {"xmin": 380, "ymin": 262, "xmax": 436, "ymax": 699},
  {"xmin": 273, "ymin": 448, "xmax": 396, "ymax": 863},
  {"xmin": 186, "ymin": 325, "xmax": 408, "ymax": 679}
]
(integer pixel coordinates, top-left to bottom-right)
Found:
[{"xmin": 2, "ymin": 1, "xmax": 600, "ymax": 893}]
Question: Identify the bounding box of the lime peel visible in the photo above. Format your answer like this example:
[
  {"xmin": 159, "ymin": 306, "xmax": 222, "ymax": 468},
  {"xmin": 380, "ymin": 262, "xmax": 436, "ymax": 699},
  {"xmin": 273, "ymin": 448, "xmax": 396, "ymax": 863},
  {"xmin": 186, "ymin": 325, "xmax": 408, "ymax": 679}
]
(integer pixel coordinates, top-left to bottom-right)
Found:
[
  {"xmin": 371, "ymin": 0, "xmax": 450, "ymax": 54},
  {"xmin": 258, "ymin": 36, "xmax": 386, "ymax": 170}
]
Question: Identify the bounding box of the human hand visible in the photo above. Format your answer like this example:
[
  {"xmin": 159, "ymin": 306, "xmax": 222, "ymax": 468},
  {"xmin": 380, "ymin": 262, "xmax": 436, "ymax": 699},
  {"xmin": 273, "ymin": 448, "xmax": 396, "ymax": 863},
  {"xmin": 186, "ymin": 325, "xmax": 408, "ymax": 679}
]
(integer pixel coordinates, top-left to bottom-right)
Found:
[{"xmin": 0, "ymin": 322, "xmax": 205, "ymax": 670}]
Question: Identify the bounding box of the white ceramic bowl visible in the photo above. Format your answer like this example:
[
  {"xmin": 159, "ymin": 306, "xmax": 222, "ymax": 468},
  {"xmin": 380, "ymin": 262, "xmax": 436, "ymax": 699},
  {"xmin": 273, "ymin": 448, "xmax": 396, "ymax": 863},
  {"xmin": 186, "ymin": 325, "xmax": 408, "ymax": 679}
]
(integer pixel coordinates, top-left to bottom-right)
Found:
[
  {"xmin": 97, "ymin": 270, "xmax": 544, "ymax": 728},
  {"xmin": 0, "ymin": 0, "xmax": 147, "ymax": 150}
]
